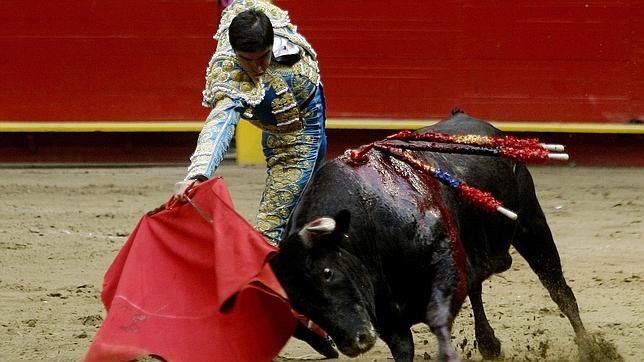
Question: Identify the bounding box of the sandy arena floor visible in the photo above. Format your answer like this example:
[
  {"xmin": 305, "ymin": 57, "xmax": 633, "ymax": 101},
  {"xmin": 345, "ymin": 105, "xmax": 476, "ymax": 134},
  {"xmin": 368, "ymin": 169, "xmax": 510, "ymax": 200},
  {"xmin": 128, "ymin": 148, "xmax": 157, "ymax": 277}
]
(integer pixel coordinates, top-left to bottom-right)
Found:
[{"xmin": 0, "ymin": 163, "xmax": 642, "ymax": 361}]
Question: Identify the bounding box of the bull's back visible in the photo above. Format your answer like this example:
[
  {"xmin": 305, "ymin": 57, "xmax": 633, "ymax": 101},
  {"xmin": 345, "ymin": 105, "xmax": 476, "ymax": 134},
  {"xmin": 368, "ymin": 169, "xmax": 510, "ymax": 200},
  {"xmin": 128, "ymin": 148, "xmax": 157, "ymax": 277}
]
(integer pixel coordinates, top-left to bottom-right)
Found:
[
  {"xmin": 291, "ymin": 111, "xmax": 520, "ymax": 244},
  {"xmin": 419, "ymin": 112, "xmax": 523, "ymax": 213},
  {"xmin": 422, "ymin": 111, "xmax": 504, "ymax": 137},
  {"xmin": 290, "ymin": 112, "xmax": 531, "ymax": 275}
]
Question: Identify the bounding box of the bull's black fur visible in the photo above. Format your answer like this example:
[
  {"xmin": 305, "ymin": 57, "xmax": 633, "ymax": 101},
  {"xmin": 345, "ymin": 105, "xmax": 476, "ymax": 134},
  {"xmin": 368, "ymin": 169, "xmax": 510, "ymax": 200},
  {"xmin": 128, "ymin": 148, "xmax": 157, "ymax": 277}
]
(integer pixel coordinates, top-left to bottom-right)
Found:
[{"xmin": 272, "ymin": 112, "xmax": 591, "ymax": 361}]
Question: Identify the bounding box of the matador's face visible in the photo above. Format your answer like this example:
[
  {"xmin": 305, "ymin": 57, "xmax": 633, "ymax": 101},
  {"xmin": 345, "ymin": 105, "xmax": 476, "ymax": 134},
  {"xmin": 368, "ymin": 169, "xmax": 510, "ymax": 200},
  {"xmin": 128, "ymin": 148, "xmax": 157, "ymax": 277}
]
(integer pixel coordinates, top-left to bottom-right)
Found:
[{"xmin": 235, "ymin": 46, "xmax": 272, "ymax": 79}]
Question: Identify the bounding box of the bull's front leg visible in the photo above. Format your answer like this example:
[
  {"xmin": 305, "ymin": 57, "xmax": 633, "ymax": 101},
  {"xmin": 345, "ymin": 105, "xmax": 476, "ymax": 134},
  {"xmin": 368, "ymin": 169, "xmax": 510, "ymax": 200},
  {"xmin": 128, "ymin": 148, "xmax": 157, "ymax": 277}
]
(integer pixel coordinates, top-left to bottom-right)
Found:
[
  {"xmin": 426, "ymin": 248, "xmax": 467, "ymax": 362},
  {"xmin": 380, "ymin": 326, "xmax": 414, "ymax": 362}
]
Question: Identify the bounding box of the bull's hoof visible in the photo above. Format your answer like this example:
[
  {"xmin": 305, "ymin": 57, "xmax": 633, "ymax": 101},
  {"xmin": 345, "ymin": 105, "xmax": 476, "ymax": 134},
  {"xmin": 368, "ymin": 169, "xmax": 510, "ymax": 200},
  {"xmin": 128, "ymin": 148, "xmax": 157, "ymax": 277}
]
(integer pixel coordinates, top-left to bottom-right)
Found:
[
  {"xmin": 477, "ymin": 336, "xmax": 502, "ymax": 359},
  {"xmin": 576, "ymin": 332, "xmax": 623, "ymax": 362},
  {"xmin": 294, "ymin": 323, "xmax": 339, "ymax": 359}
]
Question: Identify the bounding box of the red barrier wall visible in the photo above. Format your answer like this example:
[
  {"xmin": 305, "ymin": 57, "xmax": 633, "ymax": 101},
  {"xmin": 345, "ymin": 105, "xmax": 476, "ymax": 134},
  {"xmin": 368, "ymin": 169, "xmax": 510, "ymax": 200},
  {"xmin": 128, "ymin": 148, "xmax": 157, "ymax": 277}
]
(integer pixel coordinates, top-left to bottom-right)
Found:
[
  {"xmin": 1, "ymin": 0, "xmax": 220, "ymax": 122},
  {"xmin": 2, "ymin": 1, "xmax": 643, "ymax": 123},
  {"xmin": 282, "ymin": 0, "xmax": 644, "ymax": 123}
]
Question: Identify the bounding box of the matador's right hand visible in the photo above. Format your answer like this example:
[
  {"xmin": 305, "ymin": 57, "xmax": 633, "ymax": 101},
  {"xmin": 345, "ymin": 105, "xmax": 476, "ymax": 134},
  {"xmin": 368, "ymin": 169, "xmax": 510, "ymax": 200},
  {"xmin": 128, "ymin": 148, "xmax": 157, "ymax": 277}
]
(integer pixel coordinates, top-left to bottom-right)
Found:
[{"xmin": 174, "ymin": 179, "xmax": 204, "ymax": 201}]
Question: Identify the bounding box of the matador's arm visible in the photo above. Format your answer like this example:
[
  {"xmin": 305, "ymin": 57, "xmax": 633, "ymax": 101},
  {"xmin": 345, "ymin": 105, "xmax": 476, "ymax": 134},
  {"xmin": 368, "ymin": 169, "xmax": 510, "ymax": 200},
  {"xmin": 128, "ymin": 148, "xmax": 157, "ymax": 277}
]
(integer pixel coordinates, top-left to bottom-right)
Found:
[{"xmin": 185, "ymin": 97, "xmax": 243, "ymax": 180}]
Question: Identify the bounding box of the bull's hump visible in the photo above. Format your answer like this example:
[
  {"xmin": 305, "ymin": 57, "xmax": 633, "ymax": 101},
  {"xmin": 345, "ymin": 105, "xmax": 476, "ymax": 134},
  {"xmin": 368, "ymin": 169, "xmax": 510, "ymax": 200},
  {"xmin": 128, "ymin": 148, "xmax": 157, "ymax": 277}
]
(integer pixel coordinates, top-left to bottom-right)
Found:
[{"xmin": 339, "ymin": 150, "xmax": 443, "ymax": 216}]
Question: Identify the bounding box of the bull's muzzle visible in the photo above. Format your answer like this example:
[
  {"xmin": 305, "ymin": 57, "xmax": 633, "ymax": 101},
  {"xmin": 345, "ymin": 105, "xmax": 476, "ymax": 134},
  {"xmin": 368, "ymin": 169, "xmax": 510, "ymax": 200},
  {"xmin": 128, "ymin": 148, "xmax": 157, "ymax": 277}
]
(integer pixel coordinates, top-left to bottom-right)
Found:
[{"xmin": 338, "ymin": 323, "xmax": 377, "ymax": 357}]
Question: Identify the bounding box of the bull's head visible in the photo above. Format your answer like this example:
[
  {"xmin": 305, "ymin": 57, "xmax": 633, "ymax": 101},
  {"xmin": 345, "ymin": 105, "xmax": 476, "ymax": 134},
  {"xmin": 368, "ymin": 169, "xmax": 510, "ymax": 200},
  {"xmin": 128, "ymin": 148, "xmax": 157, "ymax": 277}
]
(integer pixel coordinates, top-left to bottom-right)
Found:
[{"xmin": 270, "ymin": 210, "xmax": 378, "ymax": 357}]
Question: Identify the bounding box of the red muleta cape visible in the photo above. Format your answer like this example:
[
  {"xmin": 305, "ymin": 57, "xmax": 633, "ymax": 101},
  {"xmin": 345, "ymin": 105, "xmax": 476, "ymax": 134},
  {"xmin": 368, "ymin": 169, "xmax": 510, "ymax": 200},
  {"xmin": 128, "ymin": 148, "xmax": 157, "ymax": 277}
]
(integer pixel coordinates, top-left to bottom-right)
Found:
[{"xmin": 85, "ymin": 177, "xmax": 296, "ymax": 362}]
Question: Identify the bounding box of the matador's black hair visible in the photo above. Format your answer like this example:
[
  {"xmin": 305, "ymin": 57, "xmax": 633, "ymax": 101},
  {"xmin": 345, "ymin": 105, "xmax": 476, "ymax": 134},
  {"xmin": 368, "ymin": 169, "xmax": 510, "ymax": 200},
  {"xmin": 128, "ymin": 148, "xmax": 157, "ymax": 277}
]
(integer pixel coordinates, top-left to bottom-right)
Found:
[{"xmin": 229, "ymin": 9, "xmax": 274, "ymax": 52}]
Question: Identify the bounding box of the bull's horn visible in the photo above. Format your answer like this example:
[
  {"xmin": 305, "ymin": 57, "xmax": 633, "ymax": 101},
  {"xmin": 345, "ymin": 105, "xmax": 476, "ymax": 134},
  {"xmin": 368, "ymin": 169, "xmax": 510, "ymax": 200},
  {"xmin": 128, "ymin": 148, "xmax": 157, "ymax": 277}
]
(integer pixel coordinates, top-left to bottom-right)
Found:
[{"xmin": 299, "ymin": 217, "xmax": 336, "ymax": 246}]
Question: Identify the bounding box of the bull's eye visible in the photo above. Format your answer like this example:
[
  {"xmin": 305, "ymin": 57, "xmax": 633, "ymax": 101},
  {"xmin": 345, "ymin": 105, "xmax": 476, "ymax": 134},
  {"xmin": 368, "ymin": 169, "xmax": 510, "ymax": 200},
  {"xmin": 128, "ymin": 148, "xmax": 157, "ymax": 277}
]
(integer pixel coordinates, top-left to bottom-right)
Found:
[{"xmin": 322, "ymin": 267, "xmax": 334, "ymax": 282}]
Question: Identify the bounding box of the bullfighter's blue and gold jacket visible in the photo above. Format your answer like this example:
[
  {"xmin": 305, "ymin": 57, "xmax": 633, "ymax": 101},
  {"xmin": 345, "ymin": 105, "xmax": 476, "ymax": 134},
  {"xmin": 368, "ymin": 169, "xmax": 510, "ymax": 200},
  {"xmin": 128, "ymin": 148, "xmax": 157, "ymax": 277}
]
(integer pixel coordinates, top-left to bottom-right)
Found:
[{"xmin": 186, "ymin": 0, "xmax": 327, "ymax": 244}]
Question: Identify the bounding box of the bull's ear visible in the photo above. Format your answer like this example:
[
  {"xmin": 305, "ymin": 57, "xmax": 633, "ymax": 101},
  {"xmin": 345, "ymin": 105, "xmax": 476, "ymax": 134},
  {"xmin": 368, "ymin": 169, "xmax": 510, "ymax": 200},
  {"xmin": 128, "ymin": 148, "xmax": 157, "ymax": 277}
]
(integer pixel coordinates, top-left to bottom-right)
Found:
[
  {"xmin": 334, "ymin": 209, "xmax": 351, "ymax": 234},
  {"xmin": 299, "ymin": 217, "xmax": 336, "ymax": 247}
]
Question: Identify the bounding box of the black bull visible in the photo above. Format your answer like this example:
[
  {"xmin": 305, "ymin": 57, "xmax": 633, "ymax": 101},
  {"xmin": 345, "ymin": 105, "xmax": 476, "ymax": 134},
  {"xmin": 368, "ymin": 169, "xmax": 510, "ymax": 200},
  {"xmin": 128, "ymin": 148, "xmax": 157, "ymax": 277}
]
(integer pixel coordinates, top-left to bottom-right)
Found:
[{"xmin": 270, "ymin": 112, "xmax": 598, "ymax": 361}]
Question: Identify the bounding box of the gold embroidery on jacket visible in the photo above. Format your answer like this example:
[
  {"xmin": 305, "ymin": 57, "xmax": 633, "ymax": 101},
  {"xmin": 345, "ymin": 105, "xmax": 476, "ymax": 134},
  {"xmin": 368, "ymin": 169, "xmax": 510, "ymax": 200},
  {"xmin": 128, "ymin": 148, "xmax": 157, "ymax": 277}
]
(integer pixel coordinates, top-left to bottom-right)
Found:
[{"xmin": 202, "ymin": 55, "xmax": 263, "ymax": 107}]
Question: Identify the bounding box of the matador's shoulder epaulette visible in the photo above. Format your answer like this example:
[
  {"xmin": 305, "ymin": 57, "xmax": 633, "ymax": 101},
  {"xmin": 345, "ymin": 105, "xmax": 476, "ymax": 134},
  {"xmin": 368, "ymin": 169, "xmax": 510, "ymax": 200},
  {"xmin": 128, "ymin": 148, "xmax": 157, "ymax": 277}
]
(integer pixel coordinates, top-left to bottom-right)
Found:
[{"xmin": 201, "ymin": 54, "xmax": 265, "ymax": 107}]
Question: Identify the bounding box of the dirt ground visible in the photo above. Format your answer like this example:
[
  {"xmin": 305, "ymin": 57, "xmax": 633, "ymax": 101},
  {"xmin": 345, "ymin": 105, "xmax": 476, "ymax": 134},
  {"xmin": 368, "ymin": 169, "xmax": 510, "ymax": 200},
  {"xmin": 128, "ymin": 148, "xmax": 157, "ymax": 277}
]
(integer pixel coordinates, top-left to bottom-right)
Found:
[{"xmin": 0, "ymin": 163, "xmax": 642, "ymax": 361}]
